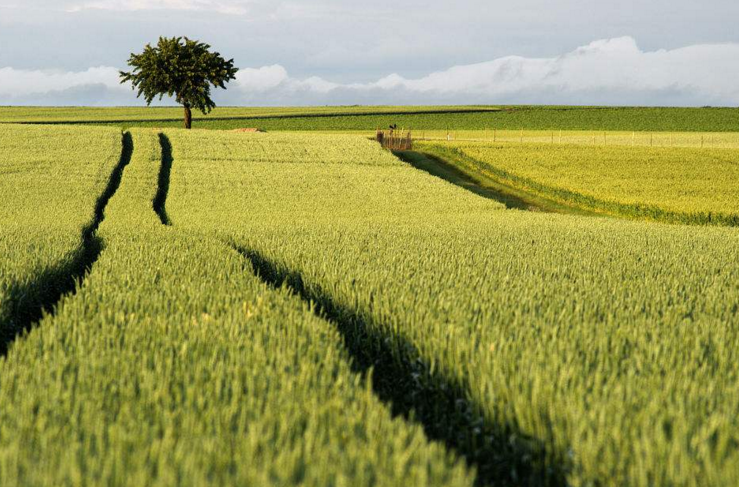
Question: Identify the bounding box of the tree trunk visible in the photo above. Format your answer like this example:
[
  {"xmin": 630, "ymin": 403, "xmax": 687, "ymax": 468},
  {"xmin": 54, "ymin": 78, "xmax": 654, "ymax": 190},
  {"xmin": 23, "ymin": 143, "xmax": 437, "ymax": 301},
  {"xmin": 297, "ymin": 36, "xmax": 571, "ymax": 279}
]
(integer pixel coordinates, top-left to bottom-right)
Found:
[{"xmin": 184, "ymin": 105, "xmax": 192, "ymax": 129}]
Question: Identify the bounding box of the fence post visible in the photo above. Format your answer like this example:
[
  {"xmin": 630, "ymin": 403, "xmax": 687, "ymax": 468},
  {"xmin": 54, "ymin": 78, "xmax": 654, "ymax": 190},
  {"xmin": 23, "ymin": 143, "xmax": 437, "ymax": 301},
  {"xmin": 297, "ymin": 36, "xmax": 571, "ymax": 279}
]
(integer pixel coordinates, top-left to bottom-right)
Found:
[{"xmin": 520, "ymin": 128, "xmax": 523, "ymax": 144}]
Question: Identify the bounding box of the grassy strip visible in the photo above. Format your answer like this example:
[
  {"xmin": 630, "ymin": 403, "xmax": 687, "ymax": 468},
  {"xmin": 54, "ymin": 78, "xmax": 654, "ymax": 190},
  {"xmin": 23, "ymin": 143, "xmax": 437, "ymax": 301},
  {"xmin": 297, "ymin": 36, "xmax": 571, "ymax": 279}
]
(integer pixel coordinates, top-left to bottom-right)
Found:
[
  {"xmin": 0, "ymin": 106, "xmax": 498, "ymax": 123},
  {"xmin": 3, "ymin": 106, "xmax": 739, "ymax": 132},
  {"xmin": 395, "ymin": 149, "xmax": 600, "ymax": 215},
  {"xmin": 419, "ymin": 142, "xmax": 739, "ymax": 226}
]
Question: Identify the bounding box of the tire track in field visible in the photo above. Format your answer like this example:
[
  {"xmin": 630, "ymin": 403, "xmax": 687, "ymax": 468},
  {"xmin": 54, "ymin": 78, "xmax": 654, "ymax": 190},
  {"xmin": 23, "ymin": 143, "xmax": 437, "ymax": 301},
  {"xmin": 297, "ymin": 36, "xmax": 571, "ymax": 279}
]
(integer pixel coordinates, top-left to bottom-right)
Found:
[
  {"xmin": 151, "ymin": 133, "xmax": 568, "ymax": 486},
  {"xmin": 154, "ymin": 133, "xmax": 173, "ymax": 226},
  {"xmin": 231, "ymin": 245, "xmax": 570, "ymax": 487},
  {"xmin": 0, "ymin": 132, "xmax": 133, "ymax": 357}
]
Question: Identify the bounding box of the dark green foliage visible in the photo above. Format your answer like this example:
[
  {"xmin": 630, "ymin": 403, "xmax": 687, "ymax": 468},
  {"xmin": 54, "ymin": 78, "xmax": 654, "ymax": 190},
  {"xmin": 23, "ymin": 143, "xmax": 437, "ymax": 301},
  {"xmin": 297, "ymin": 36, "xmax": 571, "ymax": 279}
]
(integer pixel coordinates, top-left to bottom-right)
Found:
[
  {"xmin": 3, "ymin": 106, "xmax": 738, "ymax": 132},
  {"xmin": 108, "ymin": 106, "xmax": 739, "ymax": 132},
  {"xmin": 119, "ymin": 37, "xmax": 238, "ymax": 128}
]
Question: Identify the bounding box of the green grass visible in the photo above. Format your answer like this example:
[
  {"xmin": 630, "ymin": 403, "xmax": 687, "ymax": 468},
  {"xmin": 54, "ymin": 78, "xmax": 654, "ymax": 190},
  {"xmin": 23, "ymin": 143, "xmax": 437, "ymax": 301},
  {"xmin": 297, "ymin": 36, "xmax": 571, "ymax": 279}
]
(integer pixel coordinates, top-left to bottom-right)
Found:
[
  {"xmin": 2, "ymin": 106, "xmax": 738, "ymax": 132},
  {"xmin": 186, "ymin": 106, "xmax": 739, "ymax": 132},
  {"xmin": 161, "ymin": 129, "xmax": 739, "ymax": 487},
  {"xmin": 0, "ymin": 105, "xmax": 496, "ymax": 123},
  {"xmin": 419, "ymin": 141, "xmax": 739, "ymax": 226}
]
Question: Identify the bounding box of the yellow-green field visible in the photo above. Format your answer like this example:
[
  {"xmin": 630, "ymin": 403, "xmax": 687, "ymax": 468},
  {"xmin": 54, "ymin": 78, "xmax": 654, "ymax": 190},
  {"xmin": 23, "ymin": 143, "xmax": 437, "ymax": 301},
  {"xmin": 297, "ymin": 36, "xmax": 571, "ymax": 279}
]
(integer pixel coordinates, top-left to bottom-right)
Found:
[
  {"xmin": 418, "ymin": 140, "xmax": 739, "ymax": 225},
  {"xmin": 415, "ymin": 129, "xmax": 739, "ymax": 149},
  {"xmin": 1, "ymin": 111, "xmax": 738, "ymax": 487},
  {"xmin": 0, "ymin": 124, "xmax": 124, "ymax": 354}
]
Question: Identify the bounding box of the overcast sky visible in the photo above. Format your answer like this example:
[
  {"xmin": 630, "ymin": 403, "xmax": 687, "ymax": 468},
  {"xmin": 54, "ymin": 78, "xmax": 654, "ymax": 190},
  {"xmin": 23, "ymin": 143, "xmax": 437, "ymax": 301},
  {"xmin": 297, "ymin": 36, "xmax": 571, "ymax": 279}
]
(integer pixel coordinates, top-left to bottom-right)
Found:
[{"xmin": 1, "ymin": 0, "xmax": 738, "ymax": 106}]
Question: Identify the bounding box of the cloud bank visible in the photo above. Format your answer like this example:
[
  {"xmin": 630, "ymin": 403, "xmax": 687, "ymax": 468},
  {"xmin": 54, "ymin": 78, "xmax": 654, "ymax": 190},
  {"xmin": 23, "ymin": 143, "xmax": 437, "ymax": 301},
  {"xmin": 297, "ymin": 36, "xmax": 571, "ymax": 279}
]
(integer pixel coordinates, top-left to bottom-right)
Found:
[
  {"xmin": 230, "ymin": 37, "xmax": 739, "ymax": 106},
  {"xmin": 2, "ymin": 37, "xmax": 738, "ymax": 106}
]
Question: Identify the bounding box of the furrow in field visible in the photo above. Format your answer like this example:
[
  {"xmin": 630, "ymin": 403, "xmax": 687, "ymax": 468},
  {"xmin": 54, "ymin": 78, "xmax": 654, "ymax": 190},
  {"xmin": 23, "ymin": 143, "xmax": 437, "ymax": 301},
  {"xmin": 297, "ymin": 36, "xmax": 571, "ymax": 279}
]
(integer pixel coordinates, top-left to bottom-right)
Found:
[
  {"xmin": 153, "ymin": 125, "xmax": 487, "ymax": 485},
  {"xmin": 0, "ymin": 128, "xmax": 475, "ymax": 486},
  {"xmin": 231, "ymin": 243, "xmax": 567, "ymax": 487},
  {"xmin": 153, "ymin": 133, "xmax": 173, "ymax": 225},
  {"xmin": 0, "ymin": 131, "xmax": 132, "ymax": 356}
]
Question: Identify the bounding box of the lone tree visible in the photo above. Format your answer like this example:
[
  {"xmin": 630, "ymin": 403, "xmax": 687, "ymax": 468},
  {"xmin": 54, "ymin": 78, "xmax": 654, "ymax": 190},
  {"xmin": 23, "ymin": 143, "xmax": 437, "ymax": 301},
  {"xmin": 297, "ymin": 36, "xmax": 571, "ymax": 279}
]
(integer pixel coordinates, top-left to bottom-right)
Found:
[{"xmin": 120, "ymin": 37, "xmax": 238, "ymax": 129}]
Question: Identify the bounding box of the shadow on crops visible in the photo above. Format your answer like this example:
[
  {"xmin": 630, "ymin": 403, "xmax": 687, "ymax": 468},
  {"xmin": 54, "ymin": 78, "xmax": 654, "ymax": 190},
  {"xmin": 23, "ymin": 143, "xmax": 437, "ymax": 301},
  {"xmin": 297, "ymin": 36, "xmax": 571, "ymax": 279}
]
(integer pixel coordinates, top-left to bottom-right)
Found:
[
  {"xmin": 395, "ymin": 150, "xmax": 539, "ymax": 211},
  {"xmin": 232, "ymin": 245, "xmax": 570, "ymax": 487},
  {"xmin": 154, "ymin": 133, "xmax": 173, "ymax": 226},
  {"xmin": 0, "ymin": 132, "xmax": 133, "ymax": 357}
]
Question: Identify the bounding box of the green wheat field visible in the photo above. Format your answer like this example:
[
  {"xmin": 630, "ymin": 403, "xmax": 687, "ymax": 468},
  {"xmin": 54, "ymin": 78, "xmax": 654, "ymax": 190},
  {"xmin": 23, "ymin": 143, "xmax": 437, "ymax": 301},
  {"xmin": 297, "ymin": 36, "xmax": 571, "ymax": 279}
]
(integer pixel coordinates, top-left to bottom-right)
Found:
[{"xmin": 1, "ymin": 105, "xmax": 738, "ymax": 487}]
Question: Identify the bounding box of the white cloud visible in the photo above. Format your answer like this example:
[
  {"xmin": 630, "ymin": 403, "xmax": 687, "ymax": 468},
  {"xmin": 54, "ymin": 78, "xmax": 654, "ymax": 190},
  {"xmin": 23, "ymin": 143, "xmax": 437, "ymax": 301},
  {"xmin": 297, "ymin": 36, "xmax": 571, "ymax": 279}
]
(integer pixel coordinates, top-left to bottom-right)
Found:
[
  {"xmin": 233, "ymin": 65, "xmax": 340, "ymax": 95},
  {"xmin": 0, "ymin": 66, "xmax": 125, "ymax": 97},
  {"xmin": 234, "ymin": 65, "xmax": 289, "ymax": 92},
  {"xmin": 65, "ymin": 0, "xmax": 252, "ymax": 15},
  {"xmin": 2, "ymin": 37, "xmax": 738, "ymax": 106},
  {"xmin": 229, "ymin": 37, "xmax": 739, "ymax": 105}
]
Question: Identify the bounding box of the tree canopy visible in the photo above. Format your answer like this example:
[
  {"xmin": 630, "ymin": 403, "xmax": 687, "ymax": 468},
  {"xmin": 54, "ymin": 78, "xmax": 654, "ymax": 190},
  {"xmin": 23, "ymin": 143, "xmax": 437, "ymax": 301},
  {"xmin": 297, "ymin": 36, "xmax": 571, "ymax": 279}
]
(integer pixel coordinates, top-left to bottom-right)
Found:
[{"xmin": 120, "ymin": 37, "xmax": 238, "ymax": 129}]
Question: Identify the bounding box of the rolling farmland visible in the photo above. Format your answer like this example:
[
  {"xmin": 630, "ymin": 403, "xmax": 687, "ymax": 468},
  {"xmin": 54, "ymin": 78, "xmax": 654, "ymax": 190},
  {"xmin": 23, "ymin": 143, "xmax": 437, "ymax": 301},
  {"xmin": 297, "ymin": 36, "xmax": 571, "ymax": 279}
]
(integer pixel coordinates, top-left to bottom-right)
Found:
[
  {"xmin": 162, "ymin": 129, "xmax": 739, "ymax": 487},
  {"xmin": 0, "ymin": 105, "xmax": 498, "ymax": 124},
  {"xmin": 418, "ymin": 141, "xmax": 739, "ymax": 225},
  {"xmin": 0, "ymin": 129, "xmax": 472, "ymax": 486},
  {"xmin": 1, "ymin": 108, "xmax": 738, "ymax": 486},
  {"xmin": 2, "ymin": 105, "xmax": 738, "ymax": 132}
]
